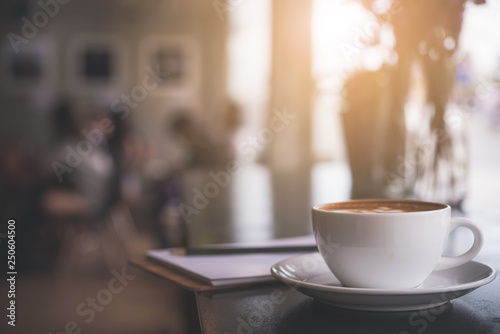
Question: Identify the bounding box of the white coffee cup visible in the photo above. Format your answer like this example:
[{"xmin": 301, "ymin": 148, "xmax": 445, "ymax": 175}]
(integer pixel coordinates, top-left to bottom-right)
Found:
[{"xmin": 312, "ymin": 199, "xmax": 483, "ymax": 289}]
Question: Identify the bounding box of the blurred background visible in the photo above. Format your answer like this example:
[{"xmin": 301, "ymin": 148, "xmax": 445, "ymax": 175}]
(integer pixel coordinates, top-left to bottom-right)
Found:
[{"xmin": 0, "ymin": 0, "xmax": 499, "ymax": 333}]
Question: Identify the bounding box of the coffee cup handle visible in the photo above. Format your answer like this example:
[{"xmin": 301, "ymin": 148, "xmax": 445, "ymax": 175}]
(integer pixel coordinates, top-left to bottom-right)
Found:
[{"xmin": 434, "ymin": 217, "xmax": 483, "ymax": 271}]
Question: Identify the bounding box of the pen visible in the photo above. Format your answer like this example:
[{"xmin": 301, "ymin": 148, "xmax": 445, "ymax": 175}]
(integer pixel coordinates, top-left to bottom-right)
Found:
[{"xmin": 185, "ymin": 245, "xmax": 318, "ymax": 255}]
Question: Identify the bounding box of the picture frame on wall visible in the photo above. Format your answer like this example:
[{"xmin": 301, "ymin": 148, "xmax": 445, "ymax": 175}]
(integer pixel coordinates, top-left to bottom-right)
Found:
[
  {"xmin": 1, "ymin": 37, "xmax": 57, "ymax": 95},
  {"xmin": 138, "ymin": 35, "xmax": 200, "ymax": 97},
  {"xmin": 67, "ymin": 34, "xmax": 126, "ymax": 95}
]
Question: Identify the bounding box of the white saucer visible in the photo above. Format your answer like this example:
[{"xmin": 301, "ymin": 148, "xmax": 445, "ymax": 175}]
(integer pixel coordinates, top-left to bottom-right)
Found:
[{"xmin": 271, "ymin": 253, "xmax": 496, "ymax": 311}]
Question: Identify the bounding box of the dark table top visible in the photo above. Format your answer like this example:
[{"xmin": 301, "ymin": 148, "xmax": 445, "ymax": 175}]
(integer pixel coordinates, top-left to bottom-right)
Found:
[{"xmin": 196, "ymin": 272, "xmax": 499, "ymax": 334}]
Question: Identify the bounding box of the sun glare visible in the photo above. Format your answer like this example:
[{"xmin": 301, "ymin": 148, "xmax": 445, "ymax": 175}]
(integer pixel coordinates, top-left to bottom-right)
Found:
[
  {"xmin": 312, "ymin": 0, "xmax": 375, "ymax": 161},
  {"xmin": 312, "ymin": 0, "xmax": 375, "ymax": 76}
]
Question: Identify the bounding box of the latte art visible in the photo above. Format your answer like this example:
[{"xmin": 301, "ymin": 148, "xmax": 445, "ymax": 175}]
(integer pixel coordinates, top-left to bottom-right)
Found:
[
  {"xmin": 332, "ymin": 206, "xmax": 407, "ymax": 214},
  {"xmin": 316, "ymin": 199, "xmax": 447, "ymax": 213}
]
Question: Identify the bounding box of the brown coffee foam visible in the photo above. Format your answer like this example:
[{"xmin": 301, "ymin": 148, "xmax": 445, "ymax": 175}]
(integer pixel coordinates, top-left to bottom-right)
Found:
[{"xmin": 317, "ymin": 199, "xmax": 447, "ymax": 213}]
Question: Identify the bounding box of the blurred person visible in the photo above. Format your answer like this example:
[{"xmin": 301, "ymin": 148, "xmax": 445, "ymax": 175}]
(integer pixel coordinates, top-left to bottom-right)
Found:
[
  {"xmin": 146, "ymin": 110, "xmax": 223, "ymax": 248},
  {"xmin": 140, "ymin": 111, "xmax": 199, "ymax": 248},
  {"xmin": 169, "ymin": 111, "xmax": 213, "ymax": 167},
  {"xmin": 169, "ymin": 103, "xmax": 241, "ymax": 168},
  {"xmin": 41, "ymin": 98, "xmax": 118, "ymax": 274},
  {"xmin": 43, "ymin": 98, "xmax": 114, "ymax": 219},
  {"xmin": 166, "ymin": 104, "xmax": 241, "ymax": 246},
  {"xmin": 104, "ymin": 110, "xmax": 148, "ymax": 250}
]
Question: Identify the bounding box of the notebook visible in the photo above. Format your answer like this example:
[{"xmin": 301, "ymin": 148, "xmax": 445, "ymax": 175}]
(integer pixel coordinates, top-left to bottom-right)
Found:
[{"xmin": 146, "ymin": 235, "xmax": 317, "ymax": 286}]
